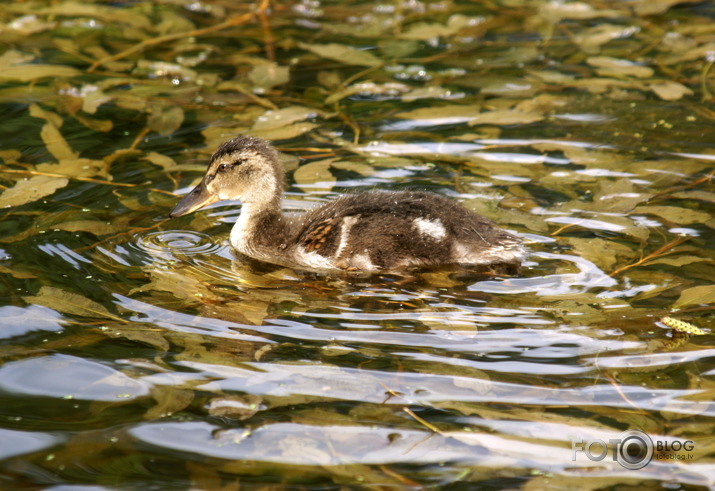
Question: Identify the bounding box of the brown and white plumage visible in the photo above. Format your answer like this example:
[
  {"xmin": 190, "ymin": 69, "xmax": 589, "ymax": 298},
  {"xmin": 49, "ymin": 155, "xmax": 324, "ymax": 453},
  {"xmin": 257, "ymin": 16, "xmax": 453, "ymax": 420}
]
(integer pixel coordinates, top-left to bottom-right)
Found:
[{"xmin": 170, "ymin": 136, "xmax": 525, "ymax": 272}]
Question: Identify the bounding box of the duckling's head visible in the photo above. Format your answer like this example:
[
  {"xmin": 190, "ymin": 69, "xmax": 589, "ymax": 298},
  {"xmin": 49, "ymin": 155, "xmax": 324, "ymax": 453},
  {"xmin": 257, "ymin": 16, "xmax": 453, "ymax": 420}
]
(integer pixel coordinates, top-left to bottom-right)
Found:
[{"xmin": 170, "ymin": 136, "xmax": 282, "ymax": 218}]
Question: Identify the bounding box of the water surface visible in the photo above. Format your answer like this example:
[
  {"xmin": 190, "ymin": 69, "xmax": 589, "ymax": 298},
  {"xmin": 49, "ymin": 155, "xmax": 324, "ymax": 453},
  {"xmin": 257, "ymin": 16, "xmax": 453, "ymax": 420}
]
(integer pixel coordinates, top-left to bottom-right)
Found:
[{"xmin": 0, "ymin": 0, "xmax": 714, "ymax": 489}]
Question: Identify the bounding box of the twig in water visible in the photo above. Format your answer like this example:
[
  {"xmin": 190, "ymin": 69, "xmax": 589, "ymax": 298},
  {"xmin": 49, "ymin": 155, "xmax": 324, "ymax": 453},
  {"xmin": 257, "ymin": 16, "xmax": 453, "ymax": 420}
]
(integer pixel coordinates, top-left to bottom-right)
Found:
[{"xmin": 609, "ymin": 236, "xmax": 689, "ymax": 277}]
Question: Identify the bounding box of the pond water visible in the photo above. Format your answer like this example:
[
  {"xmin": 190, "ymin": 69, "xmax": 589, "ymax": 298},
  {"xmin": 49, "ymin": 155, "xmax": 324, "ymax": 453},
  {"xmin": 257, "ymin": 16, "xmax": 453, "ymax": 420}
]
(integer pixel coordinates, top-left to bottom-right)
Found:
[{"xmin": 1, "ymin": 0, "xmax": 714, "ymax": 489}]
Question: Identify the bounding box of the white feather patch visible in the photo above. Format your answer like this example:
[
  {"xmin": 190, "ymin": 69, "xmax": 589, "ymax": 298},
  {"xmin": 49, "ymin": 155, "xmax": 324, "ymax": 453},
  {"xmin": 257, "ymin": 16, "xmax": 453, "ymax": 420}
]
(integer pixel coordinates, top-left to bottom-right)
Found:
[
  {"xmin": 293, "ymin": 247, "xmax": 336, "ymax": 270},
  {"xmin": 335, "ymin": 216, "xmax": 358, "ymax": 259},
  {"xmin": 413, "ymin": 217, "xmax": 447, "ymax": 241}
]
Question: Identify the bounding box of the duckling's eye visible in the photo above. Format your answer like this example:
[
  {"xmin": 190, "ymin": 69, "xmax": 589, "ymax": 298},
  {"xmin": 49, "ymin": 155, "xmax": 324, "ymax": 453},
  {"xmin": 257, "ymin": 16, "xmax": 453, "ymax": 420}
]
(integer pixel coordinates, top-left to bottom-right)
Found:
[{"xmin": 218, "ymin": 163, "xmax": 231, "ymax": 172}]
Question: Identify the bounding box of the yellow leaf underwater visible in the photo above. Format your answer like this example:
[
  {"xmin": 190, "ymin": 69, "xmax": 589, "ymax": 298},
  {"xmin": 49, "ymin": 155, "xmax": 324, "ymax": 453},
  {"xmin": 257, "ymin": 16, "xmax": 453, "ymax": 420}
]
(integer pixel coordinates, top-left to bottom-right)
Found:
[
  {"xmin": 299, "ymin": 42, "xmax": 382, "ymax": 67},
  {"xmin": 142, "ymin": 152, "xmax": 177, "ymax": 171},
  {"xmin": 52, "ymin": 220, "xmax": 120, "ymax": 236},
  {"xmin": 673, "ymin": 285, "xmax": 715, "ymax": 309},
  {"xmin": 251, "ymin": 106, "xmax": 321, "ymax": 131},
  {"xmin": 633, "ymin": 206, "xmax": 711, "ymax": 225},
  {"xmin": 634, "ymin": 0, "xmax": 701, "ymax": 16},
  {"xmin": 469, "ymin": 109, "xmax": 544, "ymax": 126},
  {"xmin": 0, "ymin": 64, "xmax": 80, "ymax": 82},
  {"xmin": 37, "ymin": 158, "xmax": 110, "ymax": 179},
  {"xmin": 248, "ymin": 63, "xmax": 290, "ymax": 90},
  {"xmin": 399, "ymin": 14, "xmax": 478, "ymax": 40},
  {"xmin": 23, "ymin": 286, "xmax": 122, "ymax": 321},
  {"xmin": 148, "ymin": 106, "xmax": 184, "ymax": 136},
  {"xmin": 293, "ymin": 159, "xmax": 336, "ymax": 192},
  {"xmin": 0, "ymin": 175, "xmax": 69, "ymax": 208},
  {"xmin": 396, "ymin": 104, "xmax": 481, "ymax": 122},
  {"xmin": 130, "ymin": 269, "xmax": 221, "ymax": 305},
  {"xmin": 649, "ymin": 80, "xmax": 693, "ymax": 101},
  {"xmin": 586, "ymin": 56, "xmax": 654, "ymax": 78},
  {"xmin": 247, "ymin": 122, "xmax": 317, "ymax": 141},
  {"xmin": 41, "ymin": 123, "xmax": 79, "ymax": 161}
]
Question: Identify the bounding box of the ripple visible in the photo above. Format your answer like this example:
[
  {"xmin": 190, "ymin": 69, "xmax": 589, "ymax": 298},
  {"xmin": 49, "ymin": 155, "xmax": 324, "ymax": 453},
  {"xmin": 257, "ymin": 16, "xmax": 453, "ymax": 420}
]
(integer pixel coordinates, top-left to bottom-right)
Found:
[{"xmin": 135, "ymin": 231, "xmax": 222, "ymax": 256}]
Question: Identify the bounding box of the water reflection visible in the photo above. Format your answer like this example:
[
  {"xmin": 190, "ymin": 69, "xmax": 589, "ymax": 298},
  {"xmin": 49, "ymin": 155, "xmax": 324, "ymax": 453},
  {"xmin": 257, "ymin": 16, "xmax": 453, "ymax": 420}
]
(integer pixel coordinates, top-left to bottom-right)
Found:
[
  {"xmin": 0, "ymin": 354, "xmax": 149, "ymax": 401},
  {"xmin": 469, "ymin": 251, "xmax": 617, "ymax": 295},
  {"xmin": 0, "ymin": 429, "xmax": 61, "ymax": 461}
]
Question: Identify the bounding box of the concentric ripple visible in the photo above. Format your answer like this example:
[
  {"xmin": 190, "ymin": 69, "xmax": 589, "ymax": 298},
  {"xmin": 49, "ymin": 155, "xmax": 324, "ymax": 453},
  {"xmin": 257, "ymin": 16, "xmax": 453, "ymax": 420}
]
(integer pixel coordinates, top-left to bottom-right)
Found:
[{"xmin": 135, "ymin": 231, "xmax": 222, "ymax": 256}]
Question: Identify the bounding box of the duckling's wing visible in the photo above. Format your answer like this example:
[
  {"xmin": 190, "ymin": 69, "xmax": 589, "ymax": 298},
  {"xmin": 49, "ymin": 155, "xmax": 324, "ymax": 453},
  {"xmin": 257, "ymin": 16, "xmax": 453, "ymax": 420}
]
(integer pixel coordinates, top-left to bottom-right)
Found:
[
  {"xmin": 300, "ymin": 217, "xmax": 339, "ymax": 252},
  {"xmin": 296, "ymin": 191, "xmax": 475, "ymax": 254},
  {"xmin": 297, "ymin": 192, "xmax": 410, "ymax": 252}
]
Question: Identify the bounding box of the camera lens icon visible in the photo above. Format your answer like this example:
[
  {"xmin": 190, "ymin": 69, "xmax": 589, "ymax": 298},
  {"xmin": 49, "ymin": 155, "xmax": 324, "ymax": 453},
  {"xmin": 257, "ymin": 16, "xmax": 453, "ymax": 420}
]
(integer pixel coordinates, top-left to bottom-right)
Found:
[{"xmin": 617, "ymin": 430, "xmax": 654, "ymax": 469}]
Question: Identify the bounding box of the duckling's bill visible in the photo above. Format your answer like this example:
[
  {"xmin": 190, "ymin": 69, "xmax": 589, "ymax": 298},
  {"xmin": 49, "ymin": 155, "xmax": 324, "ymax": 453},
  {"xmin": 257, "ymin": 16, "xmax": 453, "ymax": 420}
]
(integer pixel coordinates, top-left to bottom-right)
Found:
[{"xmin": 169, "ymin": 182, "xmax": 220, "ymax": 218}]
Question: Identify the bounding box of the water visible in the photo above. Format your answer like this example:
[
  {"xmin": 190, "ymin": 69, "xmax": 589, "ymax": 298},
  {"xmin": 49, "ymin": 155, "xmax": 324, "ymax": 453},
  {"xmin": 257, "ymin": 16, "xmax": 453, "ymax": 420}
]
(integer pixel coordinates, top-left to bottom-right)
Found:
[{"xmin": 1, "ymin": 0, "xmax": 714, "ymax": 489}]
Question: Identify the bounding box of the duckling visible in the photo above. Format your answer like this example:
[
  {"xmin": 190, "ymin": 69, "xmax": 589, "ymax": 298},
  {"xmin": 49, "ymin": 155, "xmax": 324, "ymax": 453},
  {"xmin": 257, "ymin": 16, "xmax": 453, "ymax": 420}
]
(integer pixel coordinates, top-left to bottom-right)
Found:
[{"xmin": 169, "ymin": 136, "xmax": 525, "ymax": 272}]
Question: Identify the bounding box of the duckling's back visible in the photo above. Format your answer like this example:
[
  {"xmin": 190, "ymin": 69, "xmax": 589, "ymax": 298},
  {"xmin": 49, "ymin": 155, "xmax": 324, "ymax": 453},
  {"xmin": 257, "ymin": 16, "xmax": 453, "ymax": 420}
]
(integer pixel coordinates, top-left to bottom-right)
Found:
[{"xmin": 293, "ymin": 190, "xmax": 524, "ymax": 271}]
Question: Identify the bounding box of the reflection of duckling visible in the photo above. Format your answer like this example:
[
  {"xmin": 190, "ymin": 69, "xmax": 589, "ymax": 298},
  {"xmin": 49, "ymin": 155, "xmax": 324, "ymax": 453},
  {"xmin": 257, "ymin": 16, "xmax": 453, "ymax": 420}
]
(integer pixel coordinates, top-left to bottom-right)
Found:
[{"xmin": 170, "ymin": 136, "xmax": 525, "ymax": 272}]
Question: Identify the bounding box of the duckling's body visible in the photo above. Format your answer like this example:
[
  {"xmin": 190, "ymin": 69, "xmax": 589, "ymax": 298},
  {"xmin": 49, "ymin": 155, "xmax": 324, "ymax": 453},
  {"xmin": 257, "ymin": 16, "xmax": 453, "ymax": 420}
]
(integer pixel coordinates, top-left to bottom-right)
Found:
[{"xmin": 170, "ymin": 136, "xmax": 525, "ymax": 272}]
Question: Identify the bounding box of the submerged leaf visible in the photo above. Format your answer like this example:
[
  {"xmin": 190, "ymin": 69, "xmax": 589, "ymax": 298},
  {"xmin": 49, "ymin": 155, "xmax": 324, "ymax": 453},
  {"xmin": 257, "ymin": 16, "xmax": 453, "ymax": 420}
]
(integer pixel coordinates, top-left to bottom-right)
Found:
[
  {"xmin": 38, "ymin": 158, "xmax": 109, "ymax": 179},
  {"xmin": 249, "ymin": 63, "xmax": 290, "ymax": 90},
  {"xmin": 81, "ymin": 86, "xmax": 112, "ymax": 114},
  {"xmin": 299, "ymin": 42, "xmax": 382, "ymax": 67},
  {"xmin": 401, "ymin": 86, "xmax": 454, "ymax": 102},
  {"xmin": 331, "ymin": 161, "xmax": 375, "ymax": 176},
  {"xmin": 0, "ymin": 64, "xmax": 80, "ymax": 82},
  {"xmin": 145, "ymin": 387, "xmax": 194, "ymax": 420},
  {"xmin": 399, "ymin": 15, "xmax": 479, "ymax": 40},
  {"xmin": 540, "ymin": 1, "xmax": 623, "ymax": 21},
  {"xmin": 0, "ymin": 175, "xmax": 69, "ymax": 208},
  {"xmin": 247, "ymin": 122, "xmax": 317, "ymax": 141},
  {"xmin": 28, "ymin": 104, "xmax": 79, "ymax": 161},
  {"xmin": 12, "ymin": 2, "xmax": 153, "ymax": 29},
  {"xmin": 326, "ymin": 82, "xmax": 408, "ymax": 104},
  {"xmin": 142, "ymin": 152, "xmax": 177, "ymax": 170},
  {"xmin": 0, "ymin": 150, "xmax": 21, "ymax": 164},
  {"xmin": 102, "ymin": 325, "xmax": 171, "ymax": 353},
  {"xmin": 564, "ymin": 237, "xmax": 635, "ymax": 271},
  {"xmin": 22, "ymin": 286, "xmax": 120, "ymax": 320},
  {"xmin": 130, "ymin": 269, "xmax": 221, "ymax": 305},
  {"xmin": 574, "ymin": 24, "xmax": 638, "ymax": 53},
  {"xmin": 148, "ymin": 106, "xmax": 184, "ymax": 136},
  {"xmin": 633, "ymin": 206, "xmax": 711, "ymax": 225},
  {"xmin": 468, "ymin": 109, "xmax": 543, "ymax": 126},
  {"xmin": 673, "ymin": 285, "xmax": 715, "ymax": 309},
  {"xmin": 566, "ymin": 178, "xmax": 651, "ymax": 214},
  {"xmin": 671, "ymin": 191, "xmax": 715, "ymax": 203},
  {"xmin": 586, "ymin": 56, "xmax": 654, "ymax": 78},
  {"xmin": 5, "ymin": 16, "xmax": 56, "ymax": 35},
  {"xmin": 634, "ymin": 0, "xmax": 701, "ymax": 15},
  {"xmin": 293, "ymin": 159, "xmax": 336, "ymax": 192},
  {"xmin": 74, "ymin": 114, "xmax": 113, "ymax": 133},
  {"xmin": 208, "ymin": 394, "xmax": 263, "ymax": 420},
  {"xmin": 396, "ymin": 104, "xmax": 481, "ymax": 121},
  {"xmin": 40, "ymin": 123, "xmax": 78, "ymax": 161},
  {"xmin": 52, "ymin": 220, "xmax": 119, "ymax": 236},
  {"xmin": 0, "ymin": 264, "xmax": 37, "ymax": 279},
  {"xmin": 646, "ymin": 256, "xmax": 712, "ymax": 267},
  {"xmin": 251, "ymin": 106, "xmax": 320, "ymax": 131},
  {"xmin": 649, "ymin": 81, "xmax": 693, "ymax": 101}
]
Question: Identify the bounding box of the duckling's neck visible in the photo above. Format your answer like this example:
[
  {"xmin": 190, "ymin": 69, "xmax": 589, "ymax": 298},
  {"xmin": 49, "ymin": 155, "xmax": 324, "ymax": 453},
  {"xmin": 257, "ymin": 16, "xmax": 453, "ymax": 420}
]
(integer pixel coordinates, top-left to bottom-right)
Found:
[{"xmin": 230, "ymin": 197, "xmax": 294, "ymax": 259}]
